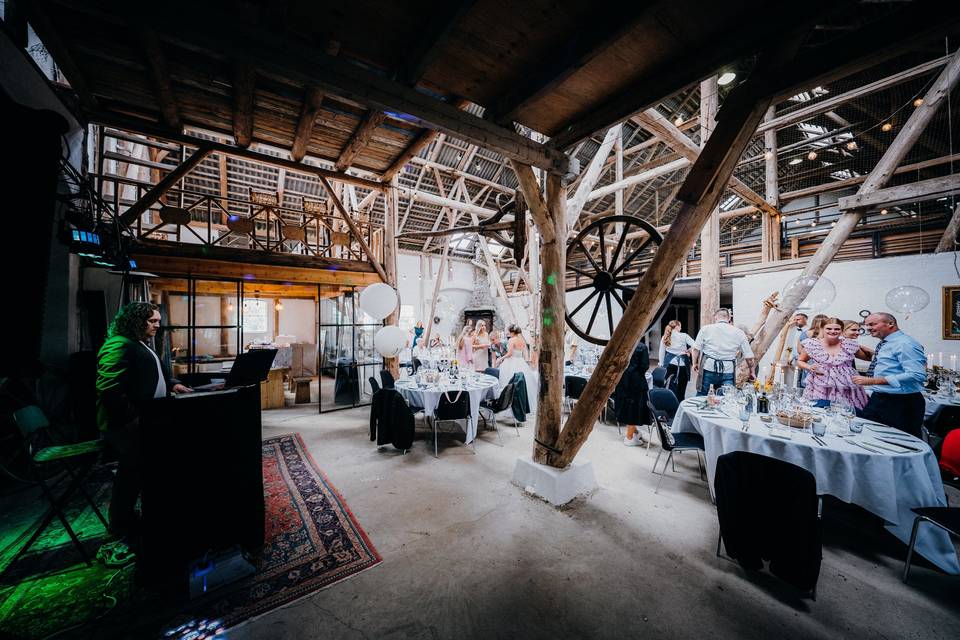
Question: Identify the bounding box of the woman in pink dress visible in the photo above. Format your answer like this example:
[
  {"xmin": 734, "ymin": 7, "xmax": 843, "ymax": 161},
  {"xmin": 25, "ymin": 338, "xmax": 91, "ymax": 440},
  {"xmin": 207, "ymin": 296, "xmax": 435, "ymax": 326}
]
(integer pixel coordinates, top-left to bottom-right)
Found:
[
  {"xmin": 797, "ymin": 317, "xmax": 870, "ymax": 409},
  {"xmin": 456, "ymin": 322, "xmax": 474, "ymax": 370}
]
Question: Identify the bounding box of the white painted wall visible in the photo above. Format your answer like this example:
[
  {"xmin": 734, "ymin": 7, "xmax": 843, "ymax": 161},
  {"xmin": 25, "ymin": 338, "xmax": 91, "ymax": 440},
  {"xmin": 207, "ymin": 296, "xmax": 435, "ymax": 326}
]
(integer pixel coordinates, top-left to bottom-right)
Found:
[
  {"xmin": 278, "ymin": 298, "xmax": 316, "ymax": 343},
  {"xmin": 732, "ymin": 251, "xmax": 960, "ymax": 370}
]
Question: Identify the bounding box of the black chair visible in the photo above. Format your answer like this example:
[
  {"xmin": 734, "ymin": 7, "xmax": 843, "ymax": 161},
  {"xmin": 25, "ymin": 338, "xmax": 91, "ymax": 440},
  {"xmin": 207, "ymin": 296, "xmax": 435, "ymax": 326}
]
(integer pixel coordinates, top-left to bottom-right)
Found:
[
  {"xmin": 480, "ymin": 383, "xmax": 518, "ymax": 441},
  {"xmin": 6, "ymin": 406, "xmax": 108, "ymax": 570},
  {"xmin": 714, "ymin": 451, "xmax": 821, "ymax": 598},
  {"xmin": 412, "ymin": 358, "xmax": 423, "ymax": 374},
  {"xmin": 924, "ymin": 404, "xmax": 960, "ymax": 453},
  {"xmin": 651, "ymin": 366, "xmax": 668, "ymax": 388},
  {"xmin": 903, "ymin": 507, "xmax": 960, "ymax": 583},
  {"xmin": 484, "ymin": 367, "xmax": 500, "ymax": 379},
  {"xmin": 645, "ymin": 388, "xmax": 680, "ymax": 455},
  {"xmin": 369, "ymin": 376, "xmax": 381, "ymax": 395},
  {"xmin": 380, "ymin": 368, "xmax": 395, "ymax": 389},
  {"xmin": 647, "ymin": 394, "xmax": 704, "ymax": 494},
  {"xmin": 563, "ymin": 376, "xmax": 588, "ymax": 415},
  {"xmin": 432, "ymin": 392, "xmax": 473, "ymax": 457}
]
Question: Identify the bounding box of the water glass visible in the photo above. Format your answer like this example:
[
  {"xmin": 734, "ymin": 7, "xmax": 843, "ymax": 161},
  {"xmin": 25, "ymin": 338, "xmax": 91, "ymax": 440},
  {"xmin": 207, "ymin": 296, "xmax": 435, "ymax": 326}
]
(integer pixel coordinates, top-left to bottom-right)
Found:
[
  {"xmin": 848, "ymin": 418, "xmax": 863, "ymax": 434},
  {"xmin": 812, "ymin": 420, "xmax": 826, "ymax": 437}
]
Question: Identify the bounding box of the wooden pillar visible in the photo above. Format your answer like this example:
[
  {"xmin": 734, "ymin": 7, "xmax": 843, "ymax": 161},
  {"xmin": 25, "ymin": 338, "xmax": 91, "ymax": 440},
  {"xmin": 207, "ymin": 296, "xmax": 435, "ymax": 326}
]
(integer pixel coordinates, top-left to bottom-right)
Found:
[
  {"xmin": 220, "ymin": 296, "xmax": 231, "ymax": 356},
  {"xmin": 614, "ymin": 136, "xmax": 624, "ymax": 216},
  {"xmin": 511, "ymin": 161, "xmax": 566, "ymax": 464},
  {"xmin": 699, "ymin": 76, "xmax": 721, "ymax": 327},
  {"xmin": 761, "ymin": 105, "xmax": 781, "ymax": 262},
  {"xmin": 745, "ymin": 47, "xmax": 960, "ymax": 375},
  {"xmin": 936, "ymin": 203, "xmax": 960, "ymax": 253},
  {"xmin": 383, "ymin": 177, "xmax": 400, "ymax": 379},
  {"xmin": 549, "ymin": 84, "xmax": 773, "ymax": 469}
]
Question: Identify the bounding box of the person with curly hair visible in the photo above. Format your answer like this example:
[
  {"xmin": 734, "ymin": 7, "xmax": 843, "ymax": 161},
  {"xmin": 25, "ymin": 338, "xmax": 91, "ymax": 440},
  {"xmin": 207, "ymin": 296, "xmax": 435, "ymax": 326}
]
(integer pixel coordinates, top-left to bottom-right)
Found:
[{"xmin": 96, "ymin": 302, "xmax": 192, "ymax": 554}]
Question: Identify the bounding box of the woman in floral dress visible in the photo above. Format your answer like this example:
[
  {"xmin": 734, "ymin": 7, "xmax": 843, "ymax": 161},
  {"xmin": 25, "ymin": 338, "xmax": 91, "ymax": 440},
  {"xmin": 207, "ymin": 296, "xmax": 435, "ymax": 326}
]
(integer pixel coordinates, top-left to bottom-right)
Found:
[{"xmin": 796, "ymin": 317, "xmax": 870, "ymax": 409}]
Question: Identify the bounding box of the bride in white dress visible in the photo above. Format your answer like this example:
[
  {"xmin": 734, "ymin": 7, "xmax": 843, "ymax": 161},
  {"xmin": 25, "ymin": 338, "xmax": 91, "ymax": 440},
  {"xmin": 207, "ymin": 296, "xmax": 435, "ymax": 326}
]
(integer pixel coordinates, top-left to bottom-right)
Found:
[{"xmin": 494, "ymin": 324, "xmax": 538, "ymax": 416}]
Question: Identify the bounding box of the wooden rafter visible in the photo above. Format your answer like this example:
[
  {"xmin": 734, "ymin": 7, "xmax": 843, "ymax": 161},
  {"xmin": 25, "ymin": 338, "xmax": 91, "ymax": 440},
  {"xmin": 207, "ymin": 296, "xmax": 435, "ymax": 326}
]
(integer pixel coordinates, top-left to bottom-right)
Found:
[
  {"xmin": 335, "ymin": 110, "xmax": 388, "ymax": 171},
  {"xmin": 139, "ymin": 29, "xmax": 181, "ymax": 130},
  {"xmin": 290, "ymin": 87, "xmax": 325, "ymax": 162},
  {"xmin": 232, "ymin": 63, "xmax": 255, "ymax": 149}
]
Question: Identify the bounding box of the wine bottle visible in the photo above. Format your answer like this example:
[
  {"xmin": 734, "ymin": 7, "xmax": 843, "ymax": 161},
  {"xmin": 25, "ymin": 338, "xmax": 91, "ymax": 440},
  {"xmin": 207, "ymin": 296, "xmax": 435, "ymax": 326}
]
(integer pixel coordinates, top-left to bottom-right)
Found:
[{"xmin": 757, "ymin": 391, "xmax": 769, "ymax": 414}]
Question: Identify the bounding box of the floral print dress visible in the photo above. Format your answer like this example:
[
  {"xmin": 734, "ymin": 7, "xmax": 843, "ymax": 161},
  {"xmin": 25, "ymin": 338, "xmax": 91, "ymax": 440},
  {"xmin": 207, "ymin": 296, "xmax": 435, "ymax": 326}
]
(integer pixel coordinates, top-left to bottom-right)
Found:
[{"xmin": 800, "ymin": 337, "xmax": 868, "ymax": 409}]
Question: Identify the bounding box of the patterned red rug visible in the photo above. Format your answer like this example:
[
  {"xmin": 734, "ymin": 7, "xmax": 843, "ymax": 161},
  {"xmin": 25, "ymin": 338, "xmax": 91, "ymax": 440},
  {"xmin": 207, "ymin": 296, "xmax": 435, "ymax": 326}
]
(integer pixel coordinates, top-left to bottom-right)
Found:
[
  {"xmin": 0, "ymin": 433, "xmax": 381, "ymax": 638},
  {"xmin": 207, "ymin": 432, "xmax": 383, "ymax": 627}
]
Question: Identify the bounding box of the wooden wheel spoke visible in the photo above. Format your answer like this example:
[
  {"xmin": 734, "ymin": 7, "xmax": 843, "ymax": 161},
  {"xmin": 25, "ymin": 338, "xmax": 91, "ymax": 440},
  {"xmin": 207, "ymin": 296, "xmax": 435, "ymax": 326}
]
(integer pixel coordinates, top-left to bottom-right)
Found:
[
  {"xmin": 586, "ymin": 294, "xmax": 603, "ymax": 335},
  {"xmin": 612, "ymin": 237, "xmax": 652, "ymax": 277},
  {"xmin": 598, "ymin": 222, "xmax": 607, "ymax": 271},
  {"xmin": 568, "ymin": 281, "xmax": 595, "ymax": 292},
  {"xmin": 607, "ymin": 221, "xmax": 631, "ymax": 275},
  {"xmin": 605, "ymin": 291, "xmax": 615, "ymax": 336},
  {"xmin": 570, "ymin": 289, "xmax": 599, "ymax": 317},
  {"xmin": 569, "ymin": 263, "xmax": 595, "ymax": 280},
  {"xmin": 610, "ymin": 288, "xmax": 628, "ymax": 310},
  {"xmin": 577, "ymin": 240, "xmax": 603, "ymax": 274}
]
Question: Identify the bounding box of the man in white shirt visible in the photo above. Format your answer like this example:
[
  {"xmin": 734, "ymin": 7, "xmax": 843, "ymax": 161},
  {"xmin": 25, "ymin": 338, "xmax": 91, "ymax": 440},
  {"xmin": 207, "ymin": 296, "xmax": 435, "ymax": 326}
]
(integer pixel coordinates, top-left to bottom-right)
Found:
[
  {"xmin": 788, "ymin": 313, "xmax": 808, "ymax": 387},
  {"xmin": 691, "ymin": 309, "xmax": 755, "ymax": 395}
]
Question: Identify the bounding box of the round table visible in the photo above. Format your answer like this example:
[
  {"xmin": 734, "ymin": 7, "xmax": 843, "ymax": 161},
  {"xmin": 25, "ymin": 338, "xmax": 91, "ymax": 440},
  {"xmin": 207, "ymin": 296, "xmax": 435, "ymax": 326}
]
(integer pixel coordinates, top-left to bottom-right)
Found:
[
  {"xmin": 564, "ymin": 365, "xmax": 653, "ymax": 387},
  {"xmin": 923, "ymin": 390, "xmax": 960, "ymax": 418},
  {"xmin": 394, "ymin": 373, "xmax": 499, "ymax": 443},
  {"xmin": 672, "ymin": 398, "xmax": 959, "ymax": 575}
]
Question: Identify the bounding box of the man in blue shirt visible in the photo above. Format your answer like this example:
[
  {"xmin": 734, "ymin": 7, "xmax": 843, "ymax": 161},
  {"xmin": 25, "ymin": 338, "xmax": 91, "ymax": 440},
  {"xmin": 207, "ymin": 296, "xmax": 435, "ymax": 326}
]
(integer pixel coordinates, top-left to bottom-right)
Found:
[{"xmin": 852, "ymin": 312, "xmax": 926, "ymax": 437}]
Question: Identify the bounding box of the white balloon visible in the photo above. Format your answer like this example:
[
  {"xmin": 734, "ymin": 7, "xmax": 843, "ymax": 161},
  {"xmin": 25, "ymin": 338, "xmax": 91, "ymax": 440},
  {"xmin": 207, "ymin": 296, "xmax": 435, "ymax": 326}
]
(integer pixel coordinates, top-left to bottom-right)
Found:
[
  {"xmin": 886, "ymin": 285, "xmax": 929, "ymax": 315},
  {"xmin": 781, "ymin": 275, "xmax": 836, "ymax": 314},
  {"xmin": 359, "ymin": 283, "xmax": 398, "ymax": 320},
  {"xmin": 374, "ymin": 326, "xmax": 407, "ymax": 358}
]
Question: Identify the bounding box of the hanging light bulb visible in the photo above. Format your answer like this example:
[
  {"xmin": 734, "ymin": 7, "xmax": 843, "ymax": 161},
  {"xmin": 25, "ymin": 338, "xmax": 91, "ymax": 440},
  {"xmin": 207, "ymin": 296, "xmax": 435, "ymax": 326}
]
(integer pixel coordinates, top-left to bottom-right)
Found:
[
  {"xmin": 731, "ymin": 225, "xmax": 737, "ymax": 231},
  {"xmin": 674, "ymin": 115, "xmax": 684, "ymax": 126},
  {"xmin": 880, "ymin": 208, "xmax": 888, "ymax": 215},
  {"xmin": 831, "ymin": 221, "xmax": 836, "ymax": 227},
  {"xmin": 846, "ymin": 140, "xmax": 858, "ymax": 151},
  {"xmin": 275, "ymin": 301, "xmax": 283, "ymax": 311},
  {"xmin": 763, "ymin": 150, "xmax": 774, "ymax": 160},
  {"xmin": 751, "ymin": 214, "xmax": 758, "ymax": 220},
  {"xmin": 807, "ymin": 150, "xmax": 818, "ymax": 161},
  {"xmin": 717, "ymin": 71, "xmax": 737, "ymax": 86},
  {"xmin": 913, "ymin": 98, "xmax": 924, "ymax": 107},
  {"xmin": 881, "ymin": 122, "xmax": 893, "ymax": 132},
  {"xmin": 788, "ymin": 158, "xmax": 802, "ymax": 166},
  {"xmin": 810, "ymin": 221, "xmax": 817, "ymax": 227}
]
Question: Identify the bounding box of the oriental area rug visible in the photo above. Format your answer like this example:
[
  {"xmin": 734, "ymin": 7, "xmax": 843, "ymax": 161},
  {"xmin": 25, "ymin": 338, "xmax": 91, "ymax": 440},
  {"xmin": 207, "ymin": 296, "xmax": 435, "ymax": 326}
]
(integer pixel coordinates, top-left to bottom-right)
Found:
[{"xmin": 0, "ymin": 433, "xmax": 381, "ymax": 639}]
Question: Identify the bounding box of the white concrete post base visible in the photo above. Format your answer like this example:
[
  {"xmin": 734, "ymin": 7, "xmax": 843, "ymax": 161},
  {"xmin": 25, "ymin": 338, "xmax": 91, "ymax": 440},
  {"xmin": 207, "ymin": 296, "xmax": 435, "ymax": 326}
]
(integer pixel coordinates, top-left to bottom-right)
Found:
[{"xmin": 511, "ymin": 455, "xmax": 597, "ymax": 507}]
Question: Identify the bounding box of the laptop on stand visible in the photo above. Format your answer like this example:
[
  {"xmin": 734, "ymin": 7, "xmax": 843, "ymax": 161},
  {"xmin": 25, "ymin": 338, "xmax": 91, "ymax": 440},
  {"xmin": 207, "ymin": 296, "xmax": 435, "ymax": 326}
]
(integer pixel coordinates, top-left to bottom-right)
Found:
[{"xmin": 192, "ymin": 349, "xmax": 278, "ymax": 392}]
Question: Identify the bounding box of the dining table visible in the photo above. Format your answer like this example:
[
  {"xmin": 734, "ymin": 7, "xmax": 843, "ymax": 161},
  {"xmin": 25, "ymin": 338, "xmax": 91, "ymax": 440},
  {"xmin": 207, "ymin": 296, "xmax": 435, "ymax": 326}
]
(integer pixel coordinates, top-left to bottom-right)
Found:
[
  {"xmin": 672, "ymin": 398, "xmax": 960, "ymax": 575},
  {"xmin": 923, "ymin": 389, "xmax": 960, "ymax": 418},
  {"xmin": 394, "ymin": 372, "xmax": 499, "ymax": 444}
]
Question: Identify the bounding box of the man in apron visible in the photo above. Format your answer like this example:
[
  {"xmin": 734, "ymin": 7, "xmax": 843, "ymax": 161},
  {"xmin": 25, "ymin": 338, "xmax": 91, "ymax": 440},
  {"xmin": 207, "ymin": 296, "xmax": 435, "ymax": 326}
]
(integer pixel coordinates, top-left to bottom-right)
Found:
[{"xmin": 691, "ymin": 309, "xmax": 755, "ymax": 395}]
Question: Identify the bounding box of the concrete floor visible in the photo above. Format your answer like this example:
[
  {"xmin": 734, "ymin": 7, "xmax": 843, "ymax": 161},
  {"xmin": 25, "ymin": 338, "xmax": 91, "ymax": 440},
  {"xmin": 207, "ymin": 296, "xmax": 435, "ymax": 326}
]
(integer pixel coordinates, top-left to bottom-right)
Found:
[{"xmin": 232, "ymin": 405, "xmax": 960, "ymax": 640}]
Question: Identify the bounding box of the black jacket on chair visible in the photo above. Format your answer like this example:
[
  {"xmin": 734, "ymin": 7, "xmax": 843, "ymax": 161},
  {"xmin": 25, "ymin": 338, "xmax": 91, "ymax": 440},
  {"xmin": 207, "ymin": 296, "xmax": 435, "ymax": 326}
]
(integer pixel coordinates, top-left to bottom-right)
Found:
[
  {"xmin": 510, "ymin": 372, "xmax": 530, "ymax": 422},
  {"xmin": 369, "ymin": 389, "xmax": 415, "ymax": 450},
  {"xmin": 715, "ymin": 451, "xmax": 821, "ymax": 593},
  {"xmin": 613, "ymin": 342, "xmax": 651, "ymax": 425}
]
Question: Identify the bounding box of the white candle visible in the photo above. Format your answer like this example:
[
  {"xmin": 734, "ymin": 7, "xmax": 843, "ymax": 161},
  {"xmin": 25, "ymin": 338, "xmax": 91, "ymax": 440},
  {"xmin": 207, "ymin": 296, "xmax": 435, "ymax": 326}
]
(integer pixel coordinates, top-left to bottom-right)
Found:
[
  {"xmin": 928, "ymin": 354, "xmax": 934, "ymax": 369},
  {"xmin": 951, "ymin": 354, "xmax": 957, "ymax": 371},
  {"xmin": 939, "ymin": 352, "xmax": 944, "ymax": 367},
  {"xmin": 792, "ymin": 365, "xmax": 799, "ymax": 389}
]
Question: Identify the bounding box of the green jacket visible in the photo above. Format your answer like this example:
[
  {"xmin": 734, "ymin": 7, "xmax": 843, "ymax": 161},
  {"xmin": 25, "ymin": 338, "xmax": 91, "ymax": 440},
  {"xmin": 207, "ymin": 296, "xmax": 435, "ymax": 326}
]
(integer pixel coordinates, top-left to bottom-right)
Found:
[{"xmin": 96, "ymin": 335, "xmax": 178, "ymax": 432}]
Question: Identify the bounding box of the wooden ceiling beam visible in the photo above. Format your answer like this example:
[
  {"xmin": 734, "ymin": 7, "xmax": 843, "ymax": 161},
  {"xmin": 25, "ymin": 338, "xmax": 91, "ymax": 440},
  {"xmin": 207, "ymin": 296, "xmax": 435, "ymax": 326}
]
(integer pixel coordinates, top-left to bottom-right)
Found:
[
  {"xmin": 290, "ymin": 87, "xmax": 325, "ymax": 162},
  {"xmin": 139, "ymin": 29, "xmax": 181, "ymax": 130},
  {"xmin": 335, "ymin": 110, "xmax": 388, "ymax": 171},
  {"xmin": 232, "ymin": 63, "xmax": 255, "ymax": 148},
  {"xmin": 400, "ymin": 0, "xmax": 478, "ymax": 86}
]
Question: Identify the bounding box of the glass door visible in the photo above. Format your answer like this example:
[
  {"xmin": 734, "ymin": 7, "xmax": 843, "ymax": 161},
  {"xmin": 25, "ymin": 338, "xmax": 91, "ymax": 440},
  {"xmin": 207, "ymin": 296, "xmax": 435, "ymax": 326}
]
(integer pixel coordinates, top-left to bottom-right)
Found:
[{"xmin": 318, "ymin": 288, "xmax": 383, "ymax": 412}]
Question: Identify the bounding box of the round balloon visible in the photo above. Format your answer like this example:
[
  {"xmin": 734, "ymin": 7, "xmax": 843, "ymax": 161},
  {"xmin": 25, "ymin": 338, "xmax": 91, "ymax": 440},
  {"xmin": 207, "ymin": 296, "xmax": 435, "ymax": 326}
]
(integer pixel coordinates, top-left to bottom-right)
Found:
[
  {"xmin": 885, "ymin": 285, "xmax": 929, "ymax": 316},
  {"xmin": 374, "ymin": 325, "xmax": 407, "ymax": 358},
  {"xmin": 781, "ymin": 275, "xmax": 836, "ymax": 313},
  {"xmin": 359, "ymin": 283, "xmax": 398, "ymax": 320}
]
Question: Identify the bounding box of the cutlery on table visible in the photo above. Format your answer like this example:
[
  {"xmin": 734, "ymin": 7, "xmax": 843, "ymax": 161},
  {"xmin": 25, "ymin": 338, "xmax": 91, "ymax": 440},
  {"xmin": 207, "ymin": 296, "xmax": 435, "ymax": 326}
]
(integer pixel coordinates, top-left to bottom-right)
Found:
[
  {"xmin": 851, "ymin": 441, "xmax": 886, "ymax": 454},
  {"xmin": 875, "ymin": 437, "xmax": 922, "ymax": 452}
]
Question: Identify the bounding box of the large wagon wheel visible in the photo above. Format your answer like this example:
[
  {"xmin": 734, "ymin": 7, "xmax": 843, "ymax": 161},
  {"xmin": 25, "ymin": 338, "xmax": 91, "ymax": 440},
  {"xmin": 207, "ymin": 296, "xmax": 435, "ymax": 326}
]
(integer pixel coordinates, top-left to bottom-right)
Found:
[{"xmin": 565, "ymin": 215, "xmax": 674, "ymax": 346}]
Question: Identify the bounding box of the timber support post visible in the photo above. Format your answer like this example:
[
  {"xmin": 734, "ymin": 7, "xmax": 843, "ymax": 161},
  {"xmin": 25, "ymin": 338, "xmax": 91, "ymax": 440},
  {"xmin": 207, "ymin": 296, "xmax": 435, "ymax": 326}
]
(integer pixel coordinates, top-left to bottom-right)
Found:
[
  {"xmin": 511, "ymin": 161, "xmax": 566, "ymax": 465},
  {"xmin": 383, "ymin": 177, "xmax": 401, "ymax": 380}
]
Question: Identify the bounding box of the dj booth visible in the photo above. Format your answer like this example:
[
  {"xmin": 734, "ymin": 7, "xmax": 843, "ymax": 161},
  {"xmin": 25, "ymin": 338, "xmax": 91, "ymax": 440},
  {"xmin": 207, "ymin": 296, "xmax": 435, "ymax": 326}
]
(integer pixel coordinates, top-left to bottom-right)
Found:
[{"xmin": 139, "ymin": 384, "xmax": 264, "ymax": 583}]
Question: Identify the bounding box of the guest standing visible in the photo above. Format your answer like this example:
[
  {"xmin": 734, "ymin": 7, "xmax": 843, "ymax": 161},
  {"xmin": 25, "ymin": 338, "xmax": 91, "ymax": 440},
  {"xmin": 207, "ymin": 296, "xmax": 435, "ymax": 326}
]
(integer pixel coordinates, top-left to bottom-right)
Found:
[
  {"xmin": 456, "ymin": 322, "xmax": 475, "ymax": 369},
  {"xmin": 691, "ymin": 309, "xmax": 755, "ymax": 395},
  {"xmin": 411, "ymin": 321, "xmax": 424, "ymax": 349},
  {"xmin": 495, "ymin": 324, "xmax": 538, "ymax": 416},
  {"xmin": 659, "ymin": 320, "xmax": 694, "ymax": 400},
  {"xmin": 473, "ymin": 321, "xmax": 491, "ymax": 372},
  {"xmin": 787, "ymin": 313, "xmax": 808, "ymax": 387},
  {"xmin": 852, "ymin": 312, "xmax": 927, "ymax": 437},
  {"xmin": 489, "ymin": 330, "xmax": 506, "ymax": 363},
  {"xmin": 796, "ymin": 318, "xmax": 869, "ymax": 409},
  {"xmin": 616, "ymin": 339, "xmax": 651, "ymax": 446}
]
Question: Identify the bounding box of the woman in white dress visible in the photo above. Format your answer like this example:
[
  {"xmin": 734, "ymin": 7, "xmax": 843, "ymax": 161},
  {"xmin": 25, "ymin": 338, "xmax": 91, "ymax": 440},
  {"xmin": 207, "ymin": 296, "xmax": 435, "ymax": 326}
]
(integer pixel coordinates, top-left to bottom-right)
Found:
[
  {"xmin": 473, "ymin": 320, "xmax": 491, "ymax": 371},
  {"xmin": 494, "ymin": 324, "xmax": 538, "ymax": 416}
]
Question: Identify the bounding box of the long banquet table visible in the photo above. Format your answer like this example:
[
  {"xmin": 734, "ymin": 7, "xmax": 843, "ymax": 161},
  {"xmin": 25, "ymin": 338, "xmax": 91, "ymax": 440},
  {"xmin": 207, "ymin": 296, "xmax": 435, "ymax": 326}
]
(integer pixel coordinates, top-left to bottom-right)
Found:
[{"xmin": 672, "ymin": 398, "xmax": 960, "ymax": 574}]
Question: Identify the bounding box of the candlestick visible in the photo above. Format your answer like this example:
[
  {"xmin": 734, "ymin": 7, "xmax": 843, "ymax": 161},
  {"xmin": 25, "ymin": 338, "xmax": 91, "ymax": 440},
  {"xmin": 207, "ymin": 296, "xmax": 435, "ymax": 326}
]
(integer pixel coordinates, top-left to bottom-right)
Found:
[
  {"xmin": 938, "ymin": 352, "xmax": 944, "ymax": 367},
  {"xmin": 951, "ymin": 354, "xmax": 957, "ymax": 371}
]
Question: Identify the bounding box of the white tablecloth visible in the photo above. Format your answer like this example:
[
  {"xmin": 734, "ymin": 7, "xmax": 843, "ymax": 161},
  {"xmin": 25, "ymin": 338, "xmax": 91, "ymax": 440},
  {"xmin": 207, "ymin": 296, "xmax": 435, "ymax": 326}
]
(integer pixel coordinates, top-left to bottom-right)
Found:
[
  {"xmin": 395, "ymin": 374, "xmax": 499, "ymax": 443},
  {"xmin": 923, "ymin": 391, "xmax": 960, "ymax": 418},
  {"xmin": 564, "ymin": 367, "xmax": 653, "ymax": 387},
  {"xmin": 673, "ymin": 400, "xmax": 959, "ymax": 575}
]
